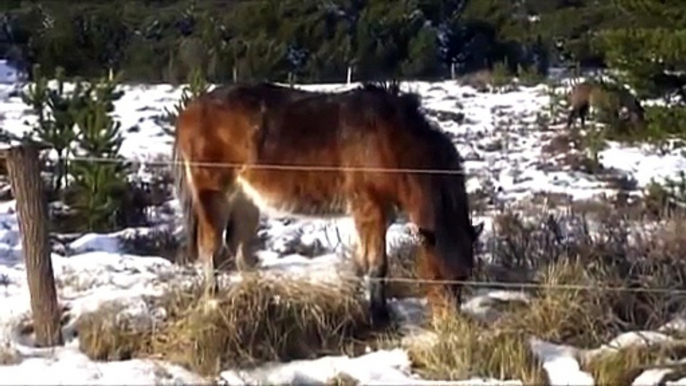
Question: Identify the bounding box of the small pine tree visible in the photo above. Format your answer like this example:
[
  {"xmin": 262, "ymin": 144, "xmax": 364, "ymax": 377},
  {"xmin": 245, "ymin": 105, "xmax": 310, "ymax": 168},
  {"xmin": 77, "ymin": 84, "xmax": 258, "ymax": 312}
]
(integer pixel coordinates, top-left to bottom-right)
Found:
[
  {"xmin": 45, "ymin": 68, "xmax": 88, "ymax": 192},
  {"xmin": 21, "ymin": 64, "xmax": 49, "ymax": 131},
  {"xmin": 68, "ymin": 73, "xmax": 129, "ymax": 232},
  {"xmin": 162, "ymin": 66, "xmax": 210, "ymax": 136},
  {"xmin": 21, "ymin": 64, "xmax": 86, "ymax": 193}
]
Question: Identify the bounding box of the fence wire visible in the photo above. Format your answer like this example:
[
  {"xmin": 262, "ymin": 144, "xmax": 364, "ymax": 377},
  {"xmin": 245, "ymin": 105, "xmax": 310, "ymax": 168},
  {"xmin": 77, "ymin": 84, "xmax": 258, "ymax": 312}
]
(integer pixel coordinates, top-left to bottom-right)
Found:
[
  {"xmin": 3, "ymin": 145, "xmax": 682, "ymax": 296},
  {"xmin": 59, "ymin": 154, "xmax": 489, "ymax": 176}
]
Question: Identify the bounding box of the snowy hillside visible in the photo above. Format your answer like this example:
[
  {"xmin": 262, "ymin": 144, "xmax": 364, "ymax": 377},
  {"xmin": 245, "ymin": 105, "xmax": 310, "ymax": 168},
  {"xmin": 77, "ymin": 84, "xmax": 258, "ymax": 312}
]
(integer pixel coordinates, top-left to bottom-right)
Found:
[{"xmin": 1, "ymin": 78, "xmax": 686, "ymax": 386}]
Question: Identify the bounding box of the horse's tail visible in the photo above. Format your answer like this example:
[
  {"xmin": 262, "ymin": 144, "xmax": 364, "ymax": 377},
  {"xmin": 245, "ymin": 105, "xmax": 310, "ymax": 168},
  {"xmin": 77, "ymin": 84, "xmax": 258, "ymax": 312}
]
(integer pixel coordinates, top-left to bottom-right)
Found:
[{"xmin": 172, "ymin": 117, "xmax": 198, "ymax": 265}]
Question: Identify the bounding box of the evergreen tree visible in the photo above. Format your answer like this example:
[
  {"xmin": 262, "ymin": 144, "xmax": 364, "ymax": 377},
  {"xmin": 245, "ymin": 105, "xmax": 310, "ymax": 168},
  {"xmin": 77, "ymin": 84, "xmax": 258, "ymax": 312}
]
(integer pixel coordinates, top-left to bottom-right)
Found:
[
  {"xmin": 5, "ymin": 0, "xmax": 686, "ymax": 84},
  {"xmin": 163, "ymin": 65, "xmax": 210, "ymax": 136},
  {"xmin": 595, "ymin": 26, "xmax": 686, "ymax": 99},
  {"xmin": 21, "ymin": 64, "xmax": 83, "ymax": 192},
  {"xmin": 68, "ymin": 73, "xmax": 128, "ymax": 232},
  {"xmin": 402, "ymin": 25, "xmax": 443, "ymax": 78}
]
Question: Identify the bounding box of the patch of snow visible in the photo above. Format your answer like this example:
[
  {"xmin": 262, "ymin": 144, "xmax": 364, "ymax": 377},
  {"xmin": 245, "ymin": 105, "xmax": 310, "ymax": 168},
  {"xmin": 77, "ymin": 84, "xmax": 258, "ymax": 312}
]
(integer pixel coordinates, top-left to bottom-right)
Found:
[
  {"xmin": 68, "ymin": 234, "xmax": 122, "ymax": 255},
  {"xmin": 660, "ymin": 316, "xmax": 686, "ymax": 334},
  {"xmin": 599, "ymin": 142, "xmax": 686, "ymax": 187},
  {"xmin": 529, "ymin": 338, "xmax": 594, "ymax": 386},
  {"xmin": 221, "ymin": 349, "xmax": 523, "ymax": 386},
  {"xmin": 667, "ymin": 377, "xmax": 686, "ymax": 385},
  {"xmin": 461, "ymin": 289, "xmax": 530, "ymax": 323},
  {"xmin": 0, "ymin": 60, "xmax": 22, "ymax": 85},
  {"xmin": 632, "ymin": 369, "xmax": 673, "ymax": 386},
  {"xmin": 0, "ymin": 347, "xmax": 209, "ymax": 386},
  {"xmin": 1, "ymin": 74, "xmax": 686, "ymax": 384},
  {"xmin": 581, "ymin": 331, "xmax": 676, "ymax": 366},
  {"xmin": 604, "ymin": 331, "xmax": 675, "ymax": 350}
]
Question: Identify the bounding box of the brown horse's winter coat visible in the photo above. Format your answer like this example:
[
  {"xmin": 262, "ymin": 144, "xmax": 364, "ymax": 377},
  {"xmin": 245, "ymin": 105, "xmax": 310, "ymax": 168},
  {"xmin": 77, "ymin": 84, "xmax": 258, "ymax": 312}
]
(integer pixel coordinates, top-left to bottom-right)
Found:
[{"xmin": 173, "ymin": 82, "xmax": 483, "ymax": 325}]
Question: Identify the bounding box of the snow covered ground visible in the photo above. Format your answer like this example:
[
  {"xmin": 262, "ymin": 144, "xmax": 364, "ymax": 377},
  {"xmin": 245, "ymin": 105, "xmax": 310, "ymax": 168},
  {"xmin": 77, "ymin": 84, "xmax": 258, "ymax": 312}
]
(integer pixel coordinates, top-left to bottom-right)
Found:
[{"xmin": 0, "ymin": 77, "xmax": 686, "ymax": 385}]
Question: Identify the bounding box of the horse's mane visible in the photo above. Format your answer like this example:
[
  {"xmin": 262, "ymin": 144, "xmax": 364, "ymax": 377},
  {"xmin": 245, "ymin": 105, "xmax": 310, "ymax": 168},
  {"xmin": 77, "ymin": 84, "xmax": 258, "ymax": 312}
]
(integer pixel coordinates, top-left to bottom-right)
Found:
[
  {"xmin": 202, "ymin": 81, "xmax": 323, "ymax": 111},
  {"xmin": 356, "ymin": 81, "xmax": 437, "ymax": 137},
  {"xmin": 359, "ymin": 81, "xmax": 422, "ymax": 113},
  {"xmin": 426, "ymin": 119, "xmax": 472, "ymax": 267},
  {"xmin": 356, "ymin": 81, "xmax": 470, "ymax": 235}
]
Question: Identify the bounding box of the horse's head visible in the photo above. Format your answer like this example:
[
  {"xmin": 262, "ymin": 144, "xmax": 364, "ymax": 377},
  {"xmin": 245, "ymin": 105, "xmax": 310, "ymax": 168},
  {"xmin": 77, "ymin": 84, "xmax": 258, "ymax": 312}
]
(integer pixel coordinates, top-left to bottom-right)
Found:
[
  {"xmin": 390, "ymin": 87, "xmax": 483, "ymax": 310},
  {"xmin": 629, "ymin": 102, "xmax": 646, "ymax": 127},
  {"xmin": 414, "ymin": 194, "xmax": 484, "ymax": 307},
  {"xmin": 618, "ymin": 99, "xmax": 646, "ymax": 129}
]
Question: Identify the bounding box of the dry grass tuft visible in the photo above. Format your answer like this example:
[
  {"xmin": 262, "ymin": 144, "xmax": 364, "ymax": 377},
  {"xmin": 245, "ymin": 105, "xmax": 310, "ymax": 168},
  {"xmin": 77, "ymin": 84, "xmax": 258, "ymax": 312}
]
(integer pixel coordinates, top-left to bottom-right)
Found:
[
  {"xmin": 582, "ymin": 342, "xmax": 686, "ymax": 385},
  {"xmin": 150, "ymin": 273, "xmax": 374, "ymax": 375},
  {"xmin": 497, "ymin": 260, "xmax": 622, "ymax": 348},
  {"xmin": 489, "ymin": 208, "xmax": 686, "ymax": 339},
  {"xmin": 407, "ymin": 312, "xmax": 547, "ymax": 384},
  {"xmin": 76, "ymin": 274, "xmax": 378, "ymax": 375},
  {"xmin": 405, "ymin": 203, "xmax": 686, "ymax": 384},
  {"xmin": 76, "ymin": 302, "xmax": 152, "ymax": 361},
  {"xmin": 386, "ymin": 236, "xmax": 423, "ymax": 299},
  {"xmin": 0, "ymin": 340, "xmax": 21, "ymax": 365}
]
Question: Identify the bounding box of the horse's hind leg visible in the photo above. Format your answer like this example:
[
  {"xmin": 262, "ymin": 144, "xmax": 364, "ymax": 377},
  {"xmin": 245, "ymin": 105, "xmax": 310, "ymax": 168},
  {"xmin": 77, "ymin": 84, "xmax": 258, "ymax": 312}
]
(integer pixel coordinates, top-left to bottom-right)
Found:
[
  {"xmin": 351, "ymin": 194, "xmax": 390, "ymax": 327},
  {"xmin": 566, "ymin": 108, "xmax": 578, "ymax": 129},
  {"xmin": 225, "ymin": 191, "xmax": 261, "ymax": 271},
  {"xmin": 195, "ymin": 189, "xmax": 231, "ymax": 294},
  {"xmin": 579, "ymin": 103, "xmax": 589, "ymax": 129}
]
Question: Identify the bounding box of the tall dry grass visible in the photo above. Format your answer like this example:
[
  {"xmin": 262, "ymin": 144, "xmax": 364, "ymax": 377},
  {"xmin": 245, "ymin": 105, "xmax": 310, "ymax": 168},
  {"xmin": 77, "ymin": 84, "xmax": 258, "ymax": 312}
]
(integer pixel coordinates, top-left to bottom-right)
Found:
[
  {"xmin": 408, "ymin": 311, "xmax": 547, "ymax": 384},
  {"xmin": 77, "ymin": 272, "xmax": 378, "ymax": 376},
  {"xmin": 75, "ymin": 200, "xmax": 686, "ymax": 384},
  {"xmin": 410, "ymin": 205, "xmax": 686, "ymax": 384}
]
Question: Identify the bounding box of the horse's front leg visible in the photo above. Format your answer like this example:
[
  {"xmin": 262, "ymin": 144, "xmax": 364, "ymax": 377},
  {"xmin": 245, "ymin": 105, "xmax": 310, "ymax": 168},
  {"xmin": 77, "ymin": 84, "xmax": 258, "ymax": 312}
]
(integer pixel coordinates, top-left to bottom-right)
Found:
[
  {"xmin": 352, "ymin": 195, "xmax": 390, "ymax": 327},
  {"xmin": 196, "ymin": 189, "xmax": 231, "ymax": 296}
]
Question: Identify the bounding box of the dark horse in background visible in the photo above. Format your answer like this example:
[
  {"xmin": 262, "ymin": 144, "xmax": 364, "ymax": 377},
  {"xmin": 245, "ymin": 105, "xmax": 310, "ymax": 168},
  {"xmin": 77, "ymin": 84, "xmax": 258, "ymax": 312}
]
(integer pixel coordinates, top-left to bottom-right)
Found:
[
  {"xmin": 173, "ymin": 81, "xmax": 483, "ymax": 326},
  {"xmin": 566, "ymin": 80, "xmax": 646, "ymax": 130}
]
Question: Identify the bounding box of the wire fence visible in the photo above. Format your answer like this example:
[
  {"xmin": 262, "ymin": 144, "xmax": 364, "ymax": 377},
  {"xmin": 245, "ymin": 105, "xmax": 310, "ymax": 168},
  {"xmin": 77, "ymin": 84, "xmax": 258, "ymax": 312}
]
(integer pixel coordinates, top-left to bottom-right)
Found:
[
  {"xmin": 213, "ymin": 271, "xmax": 686, "ymax": 296},
  {"xmin": 62, "ymin": 154, "xmax": 486, "ymax": 175},
  {"xmin": 2, "ymin": 136, "xmax": 682, "ymax": 297},
  {"xmin": 19, "ymin": 146, "xmax": 684, "ymax": 297}
]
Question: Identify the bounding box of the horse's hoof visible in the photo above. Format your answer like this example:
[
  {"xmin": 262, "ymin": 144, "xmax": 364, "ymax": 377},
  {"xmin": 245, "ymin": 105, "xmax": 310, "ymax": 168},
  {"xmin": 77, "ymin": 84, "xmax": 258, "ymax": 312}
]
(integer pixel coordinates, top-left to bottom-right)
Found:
[{"xmin": 370, "ymin": 306, "xmax": 392, "ymax": 328}]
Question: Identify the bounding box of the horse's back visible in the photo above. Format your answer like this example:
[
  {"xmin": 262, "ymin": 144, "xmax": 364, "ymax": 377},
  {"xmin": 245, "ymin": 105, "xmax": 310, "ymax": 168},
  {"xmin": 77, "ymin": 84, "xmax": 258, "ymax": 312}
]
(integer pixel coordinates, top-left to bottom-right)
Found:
[
  {"xmin": 253, "ymin": 85, "xmax": 416, "ymax": 167},
  {"xmin": 236, "ymin": 86, "xmax": 418, "ymax": 217},
  {"xmin": 569, "ymin": 82, "xmax": 595, "ymax": 106},
  {"xmin": 177, "ymin": 82, "xmax": 319, "ymax": 153},
  {"xmin": 256, "ymin": 94, "xmax": 343, "ymax": 165},
  {"xmin": 570, "ymin": 81, "xmax": 642, "ymax": 111}
]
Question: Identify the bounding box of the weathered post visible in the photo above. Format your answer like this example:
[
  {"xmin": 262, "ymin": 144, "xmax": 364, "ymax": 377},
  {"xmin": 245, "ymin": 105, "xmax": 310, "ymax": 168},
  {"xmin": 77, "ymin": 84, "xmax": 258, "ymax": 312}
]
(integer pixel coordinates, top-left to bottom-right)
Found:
[{"xmin": 3, "ymin": 144, "xmax": 63, "ymax": 347}]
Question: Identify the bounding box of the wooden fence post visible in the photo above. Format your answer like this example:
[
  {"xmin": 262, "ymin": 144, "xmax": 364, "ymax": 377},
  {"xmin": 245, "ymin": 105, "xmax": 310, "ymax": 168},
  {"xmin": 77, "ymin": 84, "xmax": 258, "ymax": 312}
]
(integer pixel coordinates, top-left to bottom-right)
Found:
[{"xmin": 3, "ymin": 144, "xmax": 63, "ymax": 347}]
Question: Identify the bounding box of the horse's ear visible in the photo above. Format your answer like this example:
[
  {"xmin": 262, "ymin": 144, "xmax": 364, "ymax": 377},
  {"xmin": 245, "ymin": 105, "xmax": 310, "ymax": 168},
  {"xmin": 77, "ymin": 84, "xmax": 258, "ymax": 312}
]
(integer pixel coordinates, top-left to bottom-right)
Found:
[{"xmin": 472, "ymin": 222, "xmax": 484, "ymax": 240}]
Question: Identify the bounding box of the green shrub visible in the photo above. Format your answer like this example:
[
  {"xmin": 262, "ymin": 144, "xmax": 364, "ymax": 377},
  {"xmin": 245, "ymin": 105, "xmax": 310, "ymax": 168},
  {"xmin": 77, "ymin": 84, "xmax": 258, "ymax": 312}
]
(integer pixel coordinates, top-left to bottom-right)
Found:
[
  {"xmin": 602, "ymin": 104, "xmax": 686, "ymax": 148},
  {"xmin": 67, "ymin": 73, "xmax": 129, "ymax": 232},
  {"xmin": 21, "ymin": 64, "xmax": 84, "ymax": 192},
  {"xmin": 163, "ymin": 66, "xmax": 210, "ymax": 136}
]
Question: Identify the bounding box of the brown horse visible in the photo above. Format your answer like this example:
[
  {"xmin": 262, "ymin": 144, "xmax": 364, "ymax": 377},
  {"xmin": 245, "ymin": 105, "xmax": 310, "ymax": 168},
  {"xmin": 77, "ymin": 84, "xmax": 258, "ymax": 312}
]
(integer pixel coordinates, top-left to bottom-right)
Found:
[
  {"xmin": 172, "ymin": 82, "xmax": 322, "ymax": 270},
  {"xmin": 173, "ymin": 82, "xmax": 483, "ymax": 326},
  {"xmin": 566, "ymin": 80, "xmax": 645, "ymax": 129}
]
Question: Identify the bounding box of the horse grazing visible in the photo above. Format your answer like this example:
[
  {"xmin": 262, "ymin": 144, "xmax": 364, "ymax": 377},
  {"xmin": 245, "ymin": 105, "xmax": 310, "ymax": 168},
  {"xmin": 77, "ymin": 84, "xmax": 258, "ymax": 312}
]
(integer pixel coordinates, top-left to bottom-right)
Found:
[
  {"xmin": 174, "ymin": 82, "xmax": 483, "ymax": 326},
  {"xmin": 172, "ymin": 82, "xmax": 322, "ymax": 270},
  {"xmin": 566, "ymin": 80, "xmax": 645, "ymax": 129}
]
